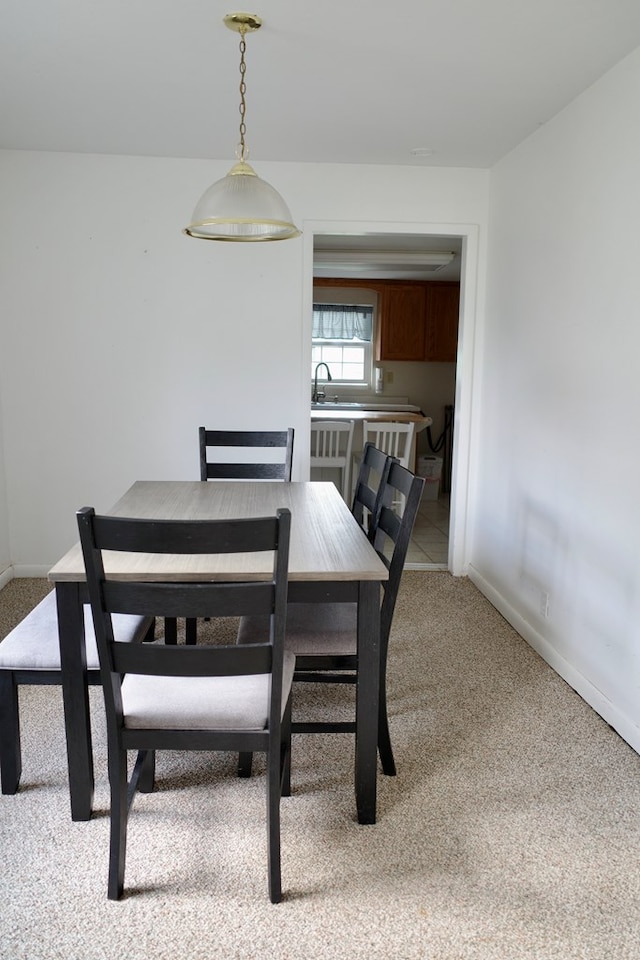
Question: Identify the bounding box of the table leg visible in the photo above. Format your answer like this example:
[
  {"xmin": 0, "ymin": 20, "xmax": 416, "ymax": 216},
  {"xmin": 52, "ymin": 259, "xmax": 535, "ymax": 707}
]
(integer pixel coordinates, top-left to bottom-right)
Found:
[
  {"xmin": 355, "ymin": 579, "xmax": 380, "ymax": 825},
  {"xmin": 56, "ymin": 582, "xmax": 94, "ymax": 821}
]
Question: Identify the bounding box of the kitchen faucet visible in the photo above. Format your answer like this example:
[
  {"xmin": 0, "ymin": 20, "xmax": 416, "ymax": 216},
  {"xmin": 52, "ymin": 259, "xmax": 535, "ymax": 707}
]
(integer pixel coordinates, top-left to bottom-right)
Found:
[{"xmin": 312, "ymin": 362, "xmax": 332, "ymax": 403}]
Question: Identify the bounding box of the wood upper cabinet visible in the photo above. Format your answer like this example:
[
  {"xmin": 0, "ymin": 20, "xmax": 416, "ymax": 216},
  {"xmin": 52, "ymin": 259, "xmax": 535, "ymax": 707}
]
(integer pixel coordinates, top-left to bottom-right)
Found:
[
  {"xmin": 424, "ymin": 282, "xmax": 460, "ymax": 362},
  {"xmin": 376, "ymin": 280, "xmax": 460, "ymax": 362},
  {"xmin": 376, "ymin": 283, "xmax": 426, "ymax": 361},
  {"xmin": 314, "ymin": 276, "xmax": 460, "ymax": 363}
]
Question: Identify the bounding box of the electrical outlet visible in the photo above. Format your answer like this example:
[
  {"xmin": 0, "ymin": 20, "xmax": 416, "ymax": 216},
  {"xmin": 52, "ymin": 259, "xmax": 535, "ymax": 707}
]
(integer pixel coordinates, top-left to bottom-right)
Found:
[
  {"xmin": 386, "ymin": 371, "xmax": 394, "ymax": 384},
  {"xmin": 540, "ymin": 591, "xmax": 550, "ymax": 618}
]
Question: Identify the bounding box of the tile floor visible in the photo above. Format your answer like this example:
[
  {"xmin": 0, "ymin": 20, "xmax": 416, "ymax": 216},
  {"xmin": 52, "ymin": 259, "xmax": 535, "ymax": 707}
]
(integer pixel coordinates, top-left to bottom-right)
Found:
[{"xmin": 405, "ymin": 493, "xmax": 450, "ymax": 569}]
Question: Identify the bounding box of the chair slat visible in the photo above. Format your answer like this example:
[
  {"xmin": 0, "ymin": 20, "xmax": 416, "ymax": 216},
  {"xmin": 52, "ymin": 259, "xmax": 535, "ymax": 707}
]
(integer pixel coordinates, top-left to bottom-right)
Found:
[
  {"xmin": 103, "ymin": 580, "xmax": 276, "ymax": 620},
  {"xmin": 112, "ymin": 641, "xmax": 272, "ymax": 677},
  {"xmin": 92, "ymin": 514, "xmax": 279, "ymax": 555}
]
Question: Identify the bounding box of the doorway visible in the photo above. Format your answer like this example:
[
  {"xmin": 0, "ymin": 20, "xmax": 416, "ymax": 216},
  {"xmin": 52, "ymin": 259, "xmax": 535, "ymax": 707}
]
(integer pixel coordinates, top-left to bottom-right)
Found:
[{"xmin": 303, "ymin": 220, "xmax": 480, "ymax": 577}]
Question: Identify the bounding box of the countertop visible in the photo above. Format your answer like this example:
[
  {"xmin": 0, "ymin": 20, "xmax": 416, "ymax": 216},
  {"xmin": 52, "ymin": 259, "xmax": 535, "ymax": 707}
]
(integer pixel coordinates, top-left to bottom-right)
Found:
[{"xmin": 310, "ymin": 408, "xmax": 432, "ymax": 431}]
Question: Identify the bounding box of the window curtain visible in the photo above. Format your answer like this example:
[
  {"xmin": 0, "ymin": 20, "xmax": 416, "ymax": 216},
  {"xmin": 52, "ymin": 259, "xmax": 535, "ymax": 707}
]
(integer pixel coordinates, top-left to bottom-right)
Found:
[{"xmin": 312, "ymin": 304, "xmax": 373, "ymax": 341}]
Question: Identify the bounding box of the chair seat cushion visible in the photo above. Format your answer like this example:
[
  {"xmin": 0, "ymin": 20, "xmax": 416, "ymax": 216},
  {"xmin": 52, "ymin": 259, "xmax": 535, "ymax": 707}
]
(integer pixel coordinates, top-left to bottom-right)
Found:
[
  {"xmin": 0, "ymin": 591, "xmax": 151, "ymax": 671},
  {"xmin": 121, "ymin": 651, "xmax": 296, "ymax": 730},
  {"xmin": 238, "ymin": 603, "xmax": 358, "ymax": 657}
]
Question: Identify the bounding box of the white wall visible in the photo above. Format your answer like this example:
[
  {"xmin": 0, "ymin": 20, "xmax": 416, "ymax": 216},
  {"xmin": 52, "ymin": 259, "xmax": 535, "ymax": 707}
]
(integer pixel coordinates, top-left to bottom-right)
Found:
[
  {"xmin": 0, "ymin": 151, "xmax": 489, "ymax": 570},
  {"xmin": 471, "ymin": 46, "xmax": 640, "ymax": 750},
  {"xmin": 382, "ymin": 360, "xmax": 456, "ymax": 454},
  {"xmin": 0, "ymin": 385, "xmax": 10, "ymax": 582}
]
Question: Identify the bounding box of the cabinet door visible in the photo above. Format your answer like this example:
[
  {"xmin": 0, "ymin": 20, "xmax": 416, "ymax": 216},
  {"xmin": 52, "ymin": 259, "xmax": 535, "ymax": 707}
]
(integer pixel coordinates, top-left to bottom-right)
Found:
[
  {"xmin": 425, "ymin": 283, "xmax": 460, "ymax": 362},
  {"xmin": 376, "ymin": 285, "xmax": 426, "ymax": 361}
]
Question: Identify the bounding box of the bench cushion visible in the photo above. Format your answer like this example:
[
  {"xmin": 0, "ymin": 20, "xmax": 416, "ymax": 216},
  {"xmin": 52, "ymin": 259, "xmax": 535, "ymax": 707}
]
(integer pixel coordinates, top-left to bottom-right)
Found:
[{"xmin": 0, "ymin": 591, "xmax": 151, "ymax": 672}]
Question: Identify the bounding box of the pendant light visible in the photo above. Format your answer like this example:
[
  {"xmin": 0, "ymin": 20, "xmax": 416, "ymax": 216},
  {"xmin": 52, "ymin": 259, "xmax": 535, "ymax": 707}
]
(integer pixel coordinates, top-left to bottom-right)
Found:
[{"xmin": 184, "ymin": 12, "xmax": 300, "ymax": 242}]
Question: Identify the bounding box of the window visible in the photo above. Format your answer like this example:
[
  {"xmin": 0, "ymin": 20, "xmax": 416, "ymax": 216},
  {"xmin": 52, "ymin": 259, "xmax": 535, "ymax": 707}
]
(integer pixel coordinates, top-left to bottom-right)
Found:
[{"xmin": 311, "ymin": 303, "xmax": 374, "ymax": 385}]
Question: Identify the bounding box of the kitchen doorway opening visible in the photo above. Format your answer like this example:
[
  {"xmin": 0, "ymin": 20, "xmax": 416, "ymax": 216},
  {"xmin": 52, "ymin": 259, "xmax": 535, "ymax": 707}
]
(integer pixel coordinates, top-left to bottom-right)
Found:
[{"xmin": 303, "ymin": 221, "xmax": 480, "ymax": 577}]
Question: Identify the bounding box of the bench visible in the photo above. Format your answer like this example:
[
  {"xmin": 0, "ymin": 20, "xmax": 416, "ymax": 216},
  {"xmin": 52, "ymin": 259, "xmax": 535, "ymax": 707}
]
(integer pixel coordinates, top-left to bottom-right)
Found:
[{"xmin": 0, "ymin": 590, "xmax": 153, "ymax": 794}]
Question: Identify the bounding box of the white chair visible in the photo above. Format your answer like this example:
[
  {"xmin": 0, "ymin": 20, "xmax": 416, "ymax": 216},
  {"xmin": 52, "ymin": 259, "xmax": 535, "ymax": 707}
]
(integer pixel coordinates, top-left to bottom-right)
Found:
[
  {"xmin": 360, "ymin": 421, "xmax": 416, "ymax": 511},
  {"xmin": 310, "ymin": 420, "xmax": 355, "ymax": 500},
  {"xmin": 361, "ymin": 420, "xmax": 416, "ymax": 468}
]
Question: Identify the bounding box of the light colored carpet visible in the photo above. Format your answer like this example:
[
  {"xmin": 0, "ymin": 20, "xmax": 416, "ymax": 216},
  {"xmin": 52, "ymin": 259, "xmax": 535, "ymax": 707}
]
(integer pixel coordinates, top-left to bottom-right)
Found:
[{"xmin": 1, "ymin": 573, "xmax": 639, "ymax": 960}]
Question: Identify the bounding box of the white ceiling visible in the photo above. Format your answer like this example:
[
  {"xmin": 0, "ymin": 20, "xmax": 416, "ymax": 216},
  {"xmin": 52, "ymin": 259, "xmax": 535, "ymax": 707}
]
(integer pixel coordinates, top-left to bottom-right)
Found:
[{"xmin": 3, "ymin": 0, "xmax": 640, "ymax": 170}]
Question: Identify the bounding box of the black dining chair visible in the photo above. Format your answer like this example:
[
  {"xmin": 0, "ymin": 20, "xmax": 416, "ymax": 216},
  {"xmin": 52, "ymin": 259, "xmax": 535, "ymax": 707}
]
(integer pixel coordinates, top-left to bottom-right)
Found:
[
  {"xmin": 164, "ymin": 427, "xmax": 295, "ymax": 648},
  {"xmin": 351, "ymin": 441, "xmax": 394, "ymax": 539},
  {"xmin": 237, "ymin": 460, "xmax": 424, "ymax": 783},
  {"xmin": 77, "ymin": 505, "xmax": 293, "ymax": 903},
  {"xmin": 199, "ymin": 427, "xmax": 295, "ymax": 481}
]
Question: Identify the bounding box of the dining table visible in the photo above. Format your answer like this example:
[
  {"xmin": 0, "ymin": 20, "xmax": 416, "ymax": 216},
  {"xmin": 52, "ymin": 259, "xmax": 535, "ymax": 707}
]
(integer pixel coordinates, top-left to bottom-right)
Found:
[{"xmin": 48, "ymin": 480, "xmax": 389, "ymax": 825}]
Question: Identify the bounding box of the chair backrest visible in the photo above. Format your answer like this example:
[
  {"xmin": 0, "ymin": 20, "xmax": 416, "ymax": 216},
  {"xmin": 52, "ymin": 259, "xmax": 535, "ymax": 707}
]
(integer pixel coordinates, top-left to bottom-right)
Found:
[
  {"xmin": 77, "ymin": 507, "xmax": 291, "ymax": 738},
  {"xmin": 372, "ymin": 462, "xmax": 424, "ymax": 645},
  {"xmin": 310, "ymin": 421, "xmax": 354, "ymax": 466},
  {"xmin": 310, "ymin": 420, "xmax": 355, "ymax": 500},
  {"xmin": 199, "ymin": 427, "xmax": 294, "ymax": 481},
  {"xmin": 361, "ymin": 421, "xmax": 415, "ymax": 469},
  {"xmin": 351, "ymin": 442, "xmax": 393, "ymax": 539}
]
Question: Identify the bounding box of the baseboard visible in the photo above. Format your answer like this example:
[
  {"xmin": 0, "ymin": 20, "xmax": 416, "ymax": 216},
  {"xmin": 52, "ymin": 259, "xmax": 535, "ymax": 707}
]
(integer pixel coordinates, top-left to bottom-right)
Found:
[
  {"xmin": 9, "ymin": 564, "xmax": 51, "ymax": 579},
  {"xmin": 468, "ymin": 563, "xmax": 640, "ymax": 756},
  {"xmin": 0, "ymin": 566, "xmax": 14, "ymax": 590}
]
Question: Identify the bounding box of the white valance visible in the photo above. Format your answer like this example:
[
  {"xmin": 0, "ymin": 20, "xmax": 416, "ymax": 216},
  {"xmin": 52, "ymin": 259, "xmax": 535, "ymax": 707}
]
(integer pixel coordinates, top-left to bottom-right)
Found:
[{"xmin": 312, "ymin": 304, "xmax": 373, "ymax": 341}]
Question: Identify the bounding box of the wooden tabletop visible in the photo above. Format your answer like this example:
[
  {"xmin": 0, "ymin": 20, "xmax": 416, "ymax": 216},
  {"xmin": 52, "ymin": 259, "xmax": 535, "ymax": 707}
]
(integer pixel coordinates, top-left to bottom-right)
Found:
[
  {"xmin": 311, "ymin": 409, "xmax": 432, "ymax": 431},
  {"xmin": 49, "ymin": 480, "xmax": 389, "ymax": 584}
]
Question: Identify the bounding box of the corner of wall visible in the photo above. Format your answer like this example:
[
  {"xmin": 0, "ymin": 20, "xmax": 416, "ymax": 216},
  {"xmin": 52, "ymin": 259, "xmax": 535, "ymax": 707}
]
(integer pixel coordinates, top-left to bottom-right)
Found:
[{"xmin": 467, "ymin": 563, "xmax": 640, "ymax": 756}]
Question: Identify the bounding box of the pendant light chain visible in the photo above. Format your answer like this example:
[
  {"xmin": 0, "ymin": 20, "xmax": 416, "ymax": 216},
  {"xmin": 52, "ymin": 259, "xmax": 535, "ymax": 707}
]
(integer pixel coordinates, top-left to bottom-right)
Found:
[{"xmin": 238, "ymin": 28, "xmax": 248, "ymax": 162}]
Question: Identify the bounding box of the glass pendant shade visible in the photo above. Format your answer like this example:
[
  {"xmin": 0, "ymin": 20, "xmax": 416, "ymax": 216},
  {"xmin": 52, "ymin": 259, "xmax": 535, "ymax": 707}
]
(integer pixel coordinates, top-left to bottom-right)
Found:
[{"xmin": 184, "ymin": 160, "xmax": 300, "ymax": 241}]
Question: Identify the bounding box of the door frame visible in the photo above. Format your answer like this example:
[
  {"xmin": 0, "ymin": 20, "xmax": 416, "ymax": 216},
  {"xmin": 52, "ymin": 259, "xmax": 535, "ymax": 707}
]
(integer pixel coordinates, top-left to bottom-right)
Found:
[{"xmin": 302, "ymin": 219, "xmax": 481, "ymax": 577}]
